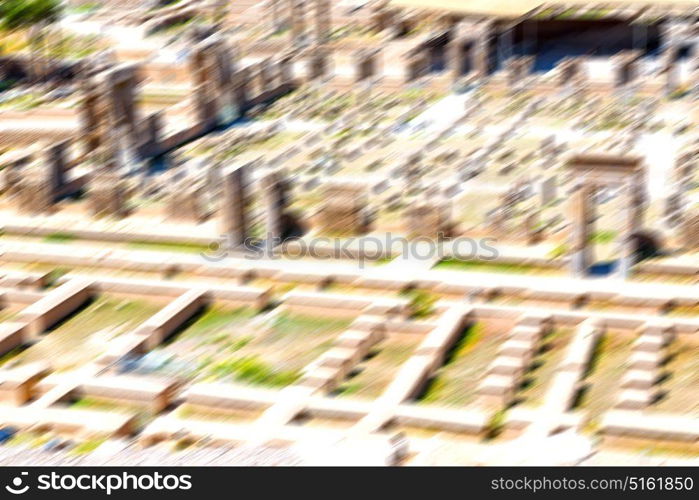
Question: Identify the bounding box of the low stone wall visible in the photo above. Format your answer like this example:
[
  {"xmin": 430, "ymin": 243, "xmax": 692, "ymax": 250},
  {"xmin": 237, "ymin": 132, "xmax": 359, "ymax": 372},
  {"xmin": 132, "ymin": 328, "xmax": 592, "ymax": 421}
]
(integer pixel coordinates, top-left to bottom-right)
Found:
[
  {"xmin": 559, "ymin": 318, "xmax": 602, "ymax": 373},
  {"xmin": 185, "ymin": 383, "xmax": 277, "ymax": 411},
  {"xmin": 0, "ymin": 322, "xmax": 27, "ymax": 358},
  {"xmin": 0, "ymin": 271, "xmax": 49, "ymax": 289},
  {"xmin": 16, "ymin": 279, "xmax": 93, "ymax": 338},
  {"xmin": 37, "ymin": 374, "xmax": 181, "ymax": 413},
  {"xmin": 0, "ymin": 407, "xmax": 136, "ymax": 437},
  {"xmin": 0, "ymin": 362, "xmax": 49, "ymax": 406},
  {"xmin": 136, "ymin": 289, "xmax": 208, "ymax": 349},
  {"xmin": 415, "ymin": 305, "xmax": 473, "ymax": 371},
  {"xmin": 300, "ymin": 314, "xmax": 386, "ymax": 392},
  {"xmin": 59, "ymin": 275, "xmax": 270, "ymax": 309},
  {"xmin": 601, "ymin": 409, "xmax": 699, "ymax": 444},
  {"xmin": 281, "ymin": 290, "xmax": 410, "ymax": 318},
  {"xmin": 0, "ymin": 288, "xmax": 45, "ymax": 307},
  {"xmin": 393, "ymin": 404, "xmax": 489, "ymax": 434},
  {"xmin": 3, "ymin": 225, "xmax": 213, "ymax": 246}
]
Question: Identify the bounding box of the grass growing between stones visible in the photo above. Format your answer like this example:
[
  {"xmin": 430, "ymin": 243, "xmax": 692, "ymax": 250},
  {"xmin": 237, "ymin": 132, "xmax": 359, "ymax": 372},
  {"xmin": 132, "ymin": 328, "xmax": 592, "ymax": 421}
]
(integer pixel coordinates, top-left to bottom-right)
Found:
[
  {"xmin": 417, "ymin": 322, "xmax": 504, "ymax": 407},
  {"xmin": 126, "ymin": 240, "xmax": 212, "ymax": 254},
  {"xmin": 335, "ymin": 333, "xmax": 422, "ymax": 399},
  {"xmin": 652, "ymin": 340, "xmax": 699, "ymax": 415},
  {"xmin": 433, "ymin": 258, "xmax": 559, "ymax": 275},
  {"xmin": 43, "ymin": 232, "xmax": 77, "ymax": 243},
  {"xmin": 70, "ymin": 438, "xmax": 107, "ymax": 455},
  {"xmin": 211, "ymin": 313, "xmax": 352, "ymax": 387},
  {"xmin": 174, "ymin": 404, "xmax": 265, "ymax": 423},
  {"xmin": 572, "ymin": 332, "xmax": 635, "ymax": 428},
  {"xmin": 159, "ymin": 310, "xmax": 351, "ymax": 389},
  {"xmin": 169, "ymin": 306, "xmax": 257, "ymax": 343},
  {"xmin": 12, "ymin": 295, "xmax": 161, "ymax": 371},
  {"xmin": 513, "ymin": 328, "xmax": 575, "ymax": 407},
  {"xmin": 71, "ymin": 397, "xmax": 144, "ymax": 414}
]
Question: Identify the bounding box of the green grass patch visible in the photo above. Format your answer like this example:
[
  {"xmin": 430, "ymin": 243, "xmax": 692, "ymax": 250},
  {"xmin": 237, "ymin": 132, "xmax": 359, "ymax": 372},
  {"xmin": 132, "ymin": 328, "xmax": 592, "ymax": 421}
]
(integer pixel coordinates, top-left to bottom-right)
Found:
[
  {"xmin": 173, "ymin": 306, "xmax": 256, "ymax": 342},
  {"xmin": 68, "ymin": 2, "xmax": 103, "ymax": 14},
  {"xmin": 209, "ymin": 355, "xmax": 301, "ymax": 387},
  {"xmin": 589, "ymin": 230, "xmax": 617, "ymax": 245},
  {"xmin": 270, "ymin": 312, "xmax": 352, "ymax": 338},
  {"xmin": 400, "ymin": 289, "xmax": 439, "ymax": 319},
  {"xmin": 419, "ymin": 323, "xmax": 483, "ymax": 404},
  {"xmin": 548, "ymin": 243, "xmax": 568, "ymax": 259},
  {"xmin": 43, "ymin": 232, "xmax": 76, "ymax": 243},
  {"xmin": 434, "ymin": 258, "xmax": 548, "ymax": 274},
  {"xmin": 71, "ymin": 438, "xmax": 106, "ymax": 455},
  {"xmin": 127, "ymin": 240, "xmax": 211, "ymax": 254}
]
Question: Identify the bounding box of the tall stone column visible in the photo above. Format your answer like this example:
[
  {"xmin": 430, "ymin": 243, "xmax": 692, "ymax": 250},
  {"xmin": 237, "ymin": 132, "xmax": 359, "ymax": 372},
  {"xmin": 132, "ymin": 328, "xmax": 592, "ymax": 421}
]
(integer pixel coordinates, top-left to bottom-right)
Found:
[
  {"xmin": 314, "ymin": 0, "xmax": 331, "ymax": 43},
  {"xmin": 448, "ymin": 24, "xmax": 470, "ymax": 84},
  {"xmin": 616, "ymin": 179, "xmax": 643, "ymax": 279},
  {"xmin": 569, "ymin": 182, "xmax": 595, "ymax": 277},
  {"xmin": 663, "ymin": 45, "xmax": 681, "ymax": 95},
  {"xmin": 45, "ymin": 140, "xmax": 68, "ymax": 195},
  {"xmin": 220, "ymin": 165, "xmax": 249, "ymax": 248},
  {"xmin": 79, "ymin": 80, "xmax": 102, "ymax": 154},
  {"xmin": 404, "ymin": 52, "xmax": 427, "ymax": 83},
  {"xmin": 290, "ymin": 0, "xmax": 306, "ymax": 44},
  {"xmin": 262, "ymin": 171, "xmax": 288, "ymax": 246},
  {"xmin": 307, "ymin": 48, "xmax": 329, "ymax": 80},
  {"xmin": 270, "ymin": 0, "xmax": 281, "ymax": 31},
  {"xmin": 140, "ymin": 111, "xmax": 163, "ymax": 157},
  {"xmin": 278, "ymin": 52, "xmax": 294, "ymax": 85},
  {"xmin": 258, "ymin": 59, "xmax": 274, "ymax": 95},
  {"xmin": 354, "ymin": 49, "xmax": 378, "ymax": 82},
  {"xmin": 371, "ymin": 0, "xmax": 392, "ymax": 32},
  {"xmin": 235, "ymin": 66, "xmax": 250, "ymax": 113},
  {"xmin": 473, "ymin": 22, "xmax": 495, "ymax": 78},
  {"xmin": 688, "ymin": 44, "xmax": 699, "ymax": 93}
]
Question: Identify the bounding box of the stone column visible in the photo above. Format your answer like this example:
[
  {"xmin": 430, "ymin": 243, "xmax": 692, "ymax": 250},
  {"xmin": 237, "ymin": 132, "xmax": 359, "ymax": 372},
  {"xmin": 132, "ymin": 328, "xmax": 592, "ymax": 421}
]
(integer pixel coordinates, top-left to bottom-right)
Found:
[
  {"xmin": 45, "ymin": 140, "xmax": 68, "ymax": 195},
  {"xmin": 473, "ymin": 23, "xmax": 494, "ymax": 78},
  {"xmin": 663, "ymin": 45, "xmax": 681, "ymax": 95},
  {"xmin": 371, "ymin": 0, "xmax": 393, "ymax": 32},
  {"xmin": 688, "ymin": 44, "xmax": 699, "ymax": 93},
  {"xmin": 270, "ymin": 0, "xmax": 281, "ymax": 31},
  {"xmin": 262, "ymin": 171, "xmax": 288, "ymax": 246},
  {"xmin": 404, "ymin": 51, "xmax": 427, "ymax": 83},
  {"xmin": 233, "ymin": 67, "xmax": 250, "ymax": 114},
  {"xmin": 87, "ymin": 171, "xmax": 128, "ymax": 218},
  {"xmin": 354, "ymin": 49, "xmax": 378, "ymax": 82},
  {"xmin": 614, "ymin": 51, "xmax": 640, "ymax": 89},
  {"xmin": 616, "ymin": 178, "xmax": 644, "ymax": 279},
  {"xmin": 140, "ymin": 111, "xmax": 163, "ymax": 157},
  {"xmin": 278, "ymin": 52, "xmax": 294, "ymax": 85},
  {"xmin": 556, "ymin": 57, "xmax": 584, "ymax": 90},
  {"xmin": 103, "ymin": 64, "xmax": 140, "ymax": 141},
  {"xmin": 569, "ymin": 182, "xmax": 595, "ymax": 277},
  {"xmin": 679, "ymin": 211, "xmax": 699, "ymax": 250},
  {"xmin": 212, "ymin": 41, "xmax": 236, "ymax": 123},
  {"xmin": 79, "ymin": 79, "xmax": 102, "ymax": 154},
  {"xmin": 220, "ymin": 165, "xmax": 249, "ymax": 248},
  {"xmin": 448, "ymin": 24, "xmax": 471, "ymax": 84},
  {"xmin": 504, "ymin": 57, "xmax": 521, "ymax": 88},
  {"xmin": 314, "ymin": 0, "xmax": 331, "ymax": 43},
  {"xmin": 524, "ymin": 210, "xmax": 540, "ymax": 245},
  {"xmin": 190, "ymin": 47, "xmax": 218, "ymax": 125},
  {"xmin": 307, "ymin": 48, "xmax": 330, "ymax": 80},
  {"xmin": 290, "ymin": 0, "xmax": 306, "ymax": 44},
  {"xmin": 258, "ymin": 59, "xmax": 274, "ymax": 95}
]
